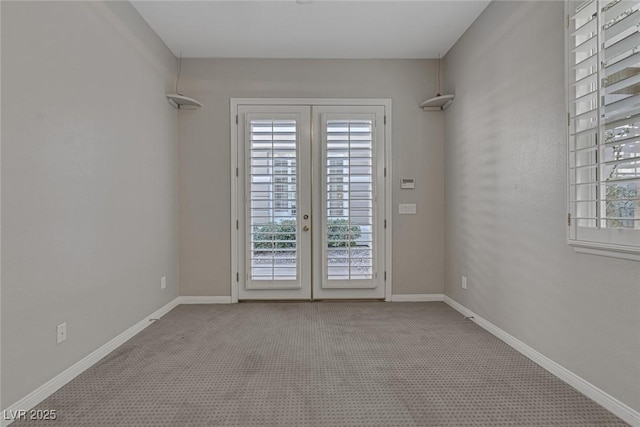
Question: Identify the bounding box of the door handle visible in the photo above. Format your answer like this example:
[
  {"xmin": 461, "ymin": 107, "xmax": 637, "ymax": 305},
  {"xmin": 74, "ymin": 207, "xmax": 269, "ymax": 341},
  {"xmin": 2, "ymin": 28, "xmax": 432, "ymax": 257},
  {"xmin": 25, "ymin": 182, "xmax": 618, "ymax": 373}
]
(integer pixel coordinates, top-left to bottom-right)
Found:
[{"xmin": 303, "ymin": 225, "xmax": 310, "ymax": 232}]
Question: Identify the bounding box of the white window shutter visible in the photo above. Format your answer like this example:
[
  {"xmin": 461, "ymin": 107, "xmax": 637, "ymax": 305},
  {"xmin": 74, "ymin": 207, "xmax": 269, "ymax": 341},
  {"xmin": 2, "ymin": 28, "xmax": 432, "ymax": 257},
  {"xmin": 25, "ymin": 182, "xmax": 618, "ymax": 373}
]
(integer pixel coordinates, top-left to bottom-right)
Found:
[
  {"xmin": 325, "ymin": 119, "xmax": 375, "ymax": 280},
  {"xmin": 248, "ymin": 119, "xmax": 298, "ymax": 281},
  {"xmin": 567, "ymin": 0, "xmax": 640, "ymax": 253}
]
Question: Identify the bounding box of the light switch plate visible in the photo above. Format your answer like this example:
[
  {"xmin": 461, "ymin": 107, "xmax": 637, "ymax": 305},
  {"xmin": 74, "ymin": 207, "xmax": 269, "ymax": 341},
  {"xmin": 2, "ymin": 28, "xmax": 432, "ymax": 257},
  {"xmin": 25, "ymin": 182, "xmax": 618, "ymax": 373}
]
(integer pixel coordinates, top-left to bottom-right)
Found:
[
  {"xmin": 399, "ymin": 203, "xmax": 417, "ymax": 214},
  {"xmin": 401, "ymin": 178, "xmax": 415, "ymax": 189}
]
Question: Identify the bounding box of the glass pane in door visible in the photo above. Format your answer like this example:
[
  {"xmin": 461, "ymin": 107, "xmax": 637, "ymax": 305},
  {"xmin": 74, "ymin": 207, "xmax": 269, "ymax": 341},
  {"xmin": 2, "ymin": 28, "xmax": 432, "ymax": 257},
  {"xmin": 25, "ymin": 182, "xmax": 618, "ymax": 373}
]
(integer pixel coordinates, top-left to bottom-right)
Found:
[
  {"xmin": 325, "ymin": 119, "xmax": 374, "ymax": 281},
  {"xmin": 248, "ymin": 119, "xmax": 299, "ymax": 282}
]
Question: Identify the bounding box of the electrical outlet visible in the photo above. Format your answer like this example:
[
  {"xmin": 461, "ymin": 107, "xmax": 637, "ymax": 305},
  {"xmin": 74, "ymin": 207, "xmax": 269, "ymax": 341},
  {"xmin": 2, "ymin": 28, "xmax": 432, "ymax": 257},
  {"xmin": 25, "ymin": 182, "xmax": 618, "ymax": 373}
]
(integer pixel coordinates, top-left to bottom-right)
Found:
[
  {"xmin": 461, "ymin": 276, "xmax": 468, "ymax": 290},
  {"xmin": 161, "ymin": 276, "xmax": 167, "ymax": 290},
  {"xmin": 57, "ymin": 323, "xmax": 67, "ymax": 344}
]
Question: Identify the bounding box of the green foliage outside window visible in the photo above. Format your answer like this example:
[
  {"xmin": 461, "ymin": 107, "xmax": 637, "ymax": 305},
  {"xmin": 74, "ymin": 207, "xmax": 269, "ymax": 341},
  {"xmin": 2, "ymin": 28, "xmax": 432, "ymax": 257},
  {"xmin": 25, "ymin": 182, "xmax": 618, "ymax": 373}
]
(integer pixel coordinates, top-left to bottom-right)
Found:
[{"xmin": 253, "ymin": 219, "xmax": 362, "ymax": 250}]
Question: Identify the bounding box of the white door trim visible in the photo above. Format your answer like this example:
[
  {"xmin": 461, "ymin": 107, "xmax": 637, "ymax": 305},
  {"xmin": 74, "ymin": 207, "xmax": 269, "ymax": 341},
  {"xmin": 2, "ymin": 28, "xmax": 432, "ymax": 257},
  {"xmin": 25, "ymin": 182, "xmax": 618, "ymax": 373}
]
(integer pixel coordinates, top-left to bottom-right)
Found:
[{"xmin": 230, "ymin": 98, "xmax": 393, "ymax": 302}]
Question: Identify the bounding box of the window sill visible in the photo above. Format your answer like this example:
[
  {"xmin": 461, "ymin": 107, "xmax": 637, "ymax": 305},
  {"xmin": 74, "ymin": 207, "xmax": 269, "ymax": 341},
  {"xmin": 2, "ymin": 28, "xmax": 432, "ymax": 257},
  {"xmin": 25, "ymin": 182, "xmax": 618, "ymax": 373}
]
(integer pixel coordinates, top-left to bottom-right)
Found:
[{"xmin": 569, "ymin": 241, "xmax": 640, "ymax": 262}]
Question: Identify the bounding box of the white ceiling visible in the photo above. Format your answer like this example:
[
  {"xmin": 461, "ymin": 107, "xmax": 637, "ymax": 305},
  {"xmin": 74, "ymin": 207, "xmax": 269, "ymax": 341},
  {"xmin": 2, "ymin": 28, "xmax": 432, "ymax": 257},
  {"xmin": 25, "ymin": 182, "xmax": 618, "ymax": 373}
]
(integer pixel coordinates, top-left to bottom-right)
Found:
[{"xmin": 132, "ymin": 1, "xmax": 490, "ymax": 59}]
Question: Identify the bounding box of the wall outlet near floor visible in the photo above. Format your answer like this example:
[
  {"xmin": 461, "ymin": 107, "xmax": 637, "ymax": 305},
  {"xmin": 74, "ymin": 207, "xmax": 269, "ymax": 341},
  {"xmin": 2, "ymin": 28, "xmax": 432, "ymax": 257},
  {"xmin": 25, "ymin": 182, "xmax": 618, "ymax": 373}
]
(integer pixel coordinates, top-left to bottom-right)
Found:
[
  {"xmin": 161, "ymin": 276, "xmax": 167, "ymax": 290},
  {"xmin": 57, "ymin": 323, "xmax": 67, "ymax": 344},
  {"xmin": 461, "ymin": 276, "xmax": 468, "ymax": 290}
]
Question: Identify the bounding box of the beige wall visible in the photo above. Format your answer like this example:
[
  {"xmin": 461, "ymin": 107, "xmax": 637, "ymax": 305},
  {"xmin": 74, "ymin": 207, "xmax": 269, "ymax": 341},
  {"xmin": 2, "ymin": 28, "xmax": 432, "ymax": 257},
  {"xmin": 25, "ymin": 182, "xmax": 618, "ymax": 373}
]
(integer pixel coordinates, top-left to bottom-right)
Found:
[
  {"xmin": 178, "ymin": 59, "xmax": 444, "ymax": 297},
  {"xmin": 1, "ymin": 1, "xmax": 179, "ymax": 407},
  {"xmin": 443, "ymin": 1, "xmax": 640, "ymax": 411}
]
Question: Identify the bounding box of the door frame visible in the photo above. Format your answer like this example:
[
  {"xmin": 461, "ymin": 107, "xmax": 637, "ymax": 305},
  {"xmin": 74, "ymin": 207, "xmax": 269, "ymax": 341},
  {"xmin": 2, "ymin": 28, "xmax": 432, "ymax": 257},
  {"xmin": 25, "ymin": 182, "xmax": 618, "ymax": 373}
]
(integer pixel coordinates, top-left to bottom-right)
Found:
[{"xmin": 230, "ymin": 98, "xmax": 393, "ymax": 302}]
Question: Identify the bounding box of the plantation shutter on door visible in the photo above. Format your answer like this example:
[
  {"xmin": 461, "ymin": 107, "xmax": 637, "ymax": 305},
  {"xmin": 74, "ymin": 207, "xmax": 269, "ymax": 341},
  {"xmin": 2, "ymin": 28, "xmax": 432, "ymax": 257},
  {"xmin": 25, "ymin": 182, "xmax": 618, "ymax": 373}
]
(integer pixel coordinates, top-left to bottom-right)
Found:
[
  {"xmin": 247, "ymin": 118, "xmax": 300, "ymax": 287},
  {"xmin": 568, "ymin": 0, "xmax": 640, "ymax": 248},
  {"xmin": 323, "ymin": 118, "xmax": 376, "ymax": 284}
]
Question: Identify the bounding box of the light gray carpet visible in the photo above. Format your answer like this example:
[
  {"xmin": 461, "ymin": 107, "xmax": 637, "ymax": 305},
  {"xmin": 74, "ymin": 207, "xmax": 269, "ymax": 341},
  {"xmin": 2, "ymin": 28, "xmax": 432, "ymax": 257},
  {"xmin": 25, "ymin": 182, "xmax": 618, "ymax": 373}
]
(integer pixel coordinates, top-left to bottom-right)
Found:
[{"xmin": 16, "ymin": 302, "xmax": 626, "ymax": 426}]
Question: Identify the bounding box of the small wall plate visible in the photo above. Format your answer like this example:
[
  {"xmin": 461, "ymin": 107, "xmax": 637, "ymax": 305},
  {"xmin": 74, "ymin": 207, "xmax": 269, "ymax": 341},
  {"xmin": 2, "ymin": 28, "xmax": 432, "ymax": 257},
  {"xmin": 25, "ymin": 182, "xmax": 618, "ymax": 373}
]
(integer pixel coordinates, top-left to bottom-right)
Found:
[{"xmin": 401, "ymin": 178, "xmax": 415, "ymax": 189}]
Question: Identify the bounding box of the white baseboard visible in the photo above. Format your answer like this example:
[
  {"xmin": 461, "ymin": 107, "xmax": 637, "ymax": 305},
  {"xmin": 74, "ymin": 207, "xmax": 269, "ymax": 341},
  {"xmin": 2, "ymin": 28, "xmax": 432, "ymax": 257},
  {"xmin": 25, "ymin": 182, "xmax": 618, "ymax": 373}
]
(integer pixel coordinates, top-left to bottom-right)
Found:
[
  {"xmin": 1, "ymin": 297, "xmax": 181, "ymax": 427},
  {"xmin": 443, "ymin": 296, "xmax": 640, "ymax": 427},
  {"xmin": 177, "ymin": 296, "xmax": 233, "ymax": 304},
  {"xmin": 390, "ymin": 294, "xmax": 444, "ymax": 302}
]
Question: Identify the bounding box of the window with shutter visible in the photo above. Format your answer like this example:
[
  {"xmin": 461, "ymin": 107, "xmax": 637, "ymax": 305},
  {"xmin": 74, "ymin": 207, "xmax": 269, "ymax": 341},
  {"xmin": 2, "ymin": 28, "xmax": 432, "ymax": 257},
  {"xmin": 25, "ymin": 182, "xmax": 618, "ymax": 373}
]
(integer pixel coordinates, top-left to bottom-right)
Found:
[
  {"xmin": 567, "ymin": 0, "xmax": 640, "ymax": 259},
  {"xmin": 324, "ymin": 119, "xmax": 375, "ymax": 281},
  {"xmin": 248, "ymin": 119, "xmax": 299, "ymax": 281}
]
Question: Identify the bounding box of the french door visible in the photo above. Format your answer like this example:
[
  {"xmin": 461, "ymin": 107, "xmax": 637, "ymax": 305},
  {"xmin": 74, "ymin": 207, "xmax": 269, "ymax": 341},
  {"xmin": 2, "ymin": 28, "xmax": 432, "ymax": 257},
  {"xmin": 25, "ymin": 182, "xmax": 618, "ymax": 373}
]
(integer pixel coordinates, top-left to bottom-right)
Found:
[{"xmin": 235, "ymin": 102, "xmax": 387, "ymax": 300}]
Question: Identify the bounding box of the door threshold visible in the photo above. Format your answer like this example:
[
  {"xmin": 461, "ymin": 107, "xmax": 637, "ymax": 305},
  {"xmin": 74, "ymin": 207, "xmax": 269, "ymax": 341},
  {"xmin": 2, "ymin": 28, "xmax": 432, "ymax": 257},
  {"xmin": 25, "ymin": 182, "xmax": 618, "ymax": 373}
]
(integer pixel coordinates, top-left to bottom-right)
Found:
[
  {"xmin": 238, "ymin": 300, "xmax": 311, "ymax": 303},
  {"xmin": 312, "ymin": 299, "xmax": 385, "ymax": 302},
  {"xmin": 238, "ymin": 299, "xmax": 384, "ymax": 303}
]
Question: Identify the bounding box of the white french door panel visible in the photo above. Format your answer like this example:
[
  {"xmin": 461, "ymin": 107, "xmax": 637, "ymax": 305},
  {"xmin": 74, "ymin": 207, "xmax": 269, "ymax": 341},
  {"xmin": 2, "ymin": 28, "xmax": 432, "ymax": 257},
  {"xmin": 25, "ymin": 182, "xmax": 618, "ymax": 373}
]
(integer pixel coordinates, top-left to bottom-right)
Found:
[
  {"xmin": 234, "ymin": 101, "xmax": 388, "ymax": 301},
  {"xmin": 237, "ymin": 106, "xmax": 312, "ymax": 300},
  {"xmin": 311, "ymin": 106, "xmax": 386, "ymax": 300}
]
